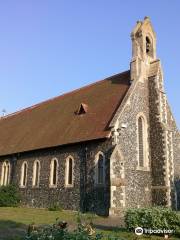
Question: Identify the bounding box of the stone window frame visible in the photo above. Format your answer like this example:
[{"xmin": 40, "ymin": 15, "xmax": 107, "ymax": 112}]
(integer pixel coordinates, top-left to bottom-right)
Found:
[
  {"xmin": 0, "ymin": 160, "xmax": 11, "ymax": 186},
  {"xmin": 32, "ymin": 159, "xmax": 41, "ymax": 188},
  {"xmin": 65, "ymin": 155, "xmax": 74, "ymax": 188},
  {"xmin": 20, "ymin": 161, "xmax": 28, "ymax": 188},
  {"xmin": 49, "ymin": 158, "xmax": 58, "ymax": 188},
  {"xmin": 136, "ymin": 112, "xmax": 150, "ymax": 171},
  {"xmin": 94, "ymin": 151, "xmax": 106, "ymax": 186}
]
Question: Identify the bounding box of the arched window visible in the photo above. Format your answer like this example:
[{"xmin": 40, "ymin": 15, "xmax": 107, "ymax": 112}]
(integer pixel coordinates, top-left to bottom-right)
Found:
[
  {"xmin": 65, "ymin": 156, "xmax": 74, "ymax": 187},
  {"xmin": 98, "ymin": 155, "xmax": 104, "ymax": 184},
  {"xmin": 145, "ymin": 35, "xmax": 154, "ymax": 58},
  {"xmin": 32, "ymin": 160, "xmax": 40, "ymax": 187},
  {"xmin": 146, "ymin": 36, "xmax": 151, "ymax": 53},
  {"xmin": 50, "ymin": 158, "xmax": 58, "ymax": 187},
  {"xmin": 1, "ymin": 161, "xmax": 11, "ymax": 186},
  {"xmin": 137, "ymin": 114, "xmax": 148, "ymax": 168},
  {"xmin": 95, "ymin": 152, "xmax": 105, "ymax": 185},
  {"xmin": 20, "ymin": 162, "xmax": 28, "ymax": 187},
  {"xmin": 2, "ymin": 163, "xmax": 6, "ymax": 185}
]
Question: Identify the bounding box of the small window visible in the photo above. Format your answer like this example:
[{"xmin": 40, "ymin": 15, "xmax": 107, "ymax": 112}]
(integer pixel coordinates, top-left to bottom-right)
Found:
[
  {"xmin": 98, "ymin": 155, "xmax": 104, "ymax": 184},
  {"xmin": 95, "ymin": 152, "xmax": 105, "ymax": 185},
  {"xmin": 50, "ymin": 158, "xmax": 58, "ymax": 187},
  {"xmin": 146, "ymin": 36, "xmax": 154, "ymax": 58},
  {"xmin": 137, "ymin": 114, "xmax": 149, "ymax": 169},
  {"xmin": 2, "ymin": 164, "xmax": 6, "ymax": 185},
  {"xmin": 146, "ymin": 36, "xmax": 151, "ymax": 53},
  {"xmin": 0, "ymin": 161, "xmax": 11, "ymax": 186},
  {"xmin": 32, "ymin": 160, "xmax": 40, "ymax": 187},
  {"xmin": 20, "ymin": 162, "xmax": 28, "ymax": 187},
  {"xmin": 68, "ymin": 158, "xmax": 73, "ymax": 185},
  {"xmin": 65, "ymin": 156, "xmax": 74, "ymax": 187}
]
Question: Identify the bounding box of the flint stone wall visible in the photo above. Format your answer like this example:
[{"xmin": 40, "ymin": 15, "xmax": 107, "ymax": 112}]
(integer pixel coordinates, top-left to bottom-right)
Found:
[
  {"xmin": 0, "ymin": 139, "xmax": 113, "ymax": 216},
  {"xmin": 110, "ymin": 79, "xmax": 152, "ymax": 215}
]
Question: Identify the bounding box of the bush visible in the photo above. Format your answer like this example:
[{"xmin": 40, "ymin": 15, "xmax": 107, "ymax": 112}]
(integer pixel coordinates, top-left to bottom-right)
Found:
[
  {"xmin": 125, "ymin": 207, "xmax": 180, "ymax": 236},
  {"xmin": 25, "ymin": 219, "xmax": 122, "ymax": 240},
  {"xmin": 0, "ymin": 184, "xmax": 20, "ymax": 207},
  {"xmin": 26, "ymin": 221, "xmax": 101, "ymax": 240}
]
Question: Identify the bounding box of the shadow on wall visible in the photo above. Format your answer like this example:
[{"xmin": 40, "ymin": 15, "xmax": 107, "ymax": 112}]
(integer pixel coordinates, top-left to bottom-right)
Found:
[
  {"xmin": 79, "ymin": 145, "xmax": 112, "ymax": 216},
  {"xmin": 175, "ymin": 179, "xmax": 180, "ymax": 210}
]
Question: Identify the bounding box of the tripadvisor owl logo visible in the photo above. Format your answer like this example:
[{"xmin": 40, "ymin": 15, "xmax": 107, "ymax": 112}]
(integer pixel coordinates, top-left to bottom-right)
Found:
[{"xmin": 135, "ymin": 227, "xmax": 143, "ymax": 235}]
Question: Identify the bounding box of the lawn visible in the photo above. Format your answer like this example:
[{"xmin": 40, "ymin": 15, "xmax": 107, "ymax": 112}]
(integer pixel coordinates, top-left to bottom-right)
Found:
[
  {"xmin": 0, "ymin": 207, "xmax": 76, "ymax": 225},
  {"xmin": 0, "ymin": 207, "xmax": 179, "ymax": 240}
]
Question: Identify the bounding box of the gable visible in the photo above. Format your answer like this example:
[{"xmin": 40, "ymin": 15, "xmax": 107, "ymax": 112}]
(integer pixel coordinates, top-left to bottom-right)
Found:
[{"xmin": 0, "ymin": 71, "xmax": 130, "ymax": 156}]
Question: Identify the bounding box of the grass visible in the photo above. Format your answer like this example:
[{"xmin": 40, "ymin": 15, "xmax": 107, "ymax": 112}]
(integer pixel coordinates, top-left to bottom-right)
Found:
[
  {"xmin": 0, "ymin": 207, "xmax": 179, "ymax": 240},
  {"xmin": 0, "ymin": 207, "xmax": 76, "ymax": 225},
  {"xmin": 0, "ymin": 207, "xmax": 78, "ymax": 240}
]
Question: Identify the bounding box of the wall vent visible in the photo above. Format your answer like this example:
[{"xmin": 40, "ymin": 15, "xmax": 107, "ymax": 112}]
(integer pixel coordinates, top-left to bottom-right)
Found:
[{"xmin": 75, "ymin": 103, "xmax": 88, "ymax": 115}]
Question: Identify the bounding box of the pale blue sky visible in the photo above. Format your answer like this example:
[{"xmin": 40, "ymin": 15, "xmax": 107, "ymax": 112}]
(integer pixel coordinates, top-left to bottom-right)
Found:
[{"xmin": 0, "ymin": 1, "xmax": 179, "ymax": 128}]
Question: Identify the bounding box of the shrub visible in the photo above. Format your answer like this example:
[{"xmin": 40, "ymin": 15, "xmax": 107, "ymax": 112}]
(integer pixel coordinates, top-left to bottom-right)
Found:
[
  {"xmin": 125, "ymin": 207, "xmax": 180, "ymax": 236},
  {"xmin": 0, "ymin": 184, "xmax": 20, "ymax": 207},
  {"xmin": 25, "ymin": 219, "xmax": 122, "ymax": 240},
  {"xmin": 25, "ymin": 221, "xmax": 101, "ymax": 240}
]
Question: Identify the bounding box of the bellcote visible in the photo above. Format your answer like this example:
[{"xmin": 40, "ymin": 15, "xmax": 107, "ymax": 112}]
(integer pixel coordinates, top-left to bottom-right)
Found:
[{"xmin": 130, "ymin": 17, "xmax": 157, "ymax": 81}]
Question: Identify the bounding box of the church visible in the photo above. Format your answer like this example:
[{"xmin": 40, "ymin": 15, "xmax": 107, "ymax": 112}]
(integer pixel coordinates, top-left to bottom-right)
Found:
[{"xmin": 0, "ymin": 17, "xmax": 179, "ymax": 216}]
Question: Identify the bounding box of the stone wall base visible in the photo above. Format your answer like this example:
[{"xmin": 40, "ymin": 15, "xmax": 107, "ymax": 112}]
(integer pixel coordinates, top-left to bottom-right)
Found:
[{"xmin": 109, "ymin": 207, "xmax": 125, "ymax": 217}]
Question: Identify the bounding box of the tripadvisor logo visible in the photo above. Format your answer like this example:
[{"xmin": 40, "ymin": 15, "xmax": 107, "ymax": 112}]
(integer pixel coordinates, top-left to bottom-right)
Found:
[
  {"xmin": 135, "ymin": 227, "xmax": 143, "ymax": 235},
  {"xmin": 135, "ymin": 227, "xmax": 174, "ymax": 236}
]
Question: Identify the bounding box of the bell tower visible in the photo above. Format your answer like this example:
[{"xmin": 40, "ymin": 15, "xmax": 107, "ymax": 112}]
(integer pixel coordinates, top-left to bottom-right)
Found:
[{"xmin": 130, "ymin": 17, "xmax": 157, "ymax": 82}]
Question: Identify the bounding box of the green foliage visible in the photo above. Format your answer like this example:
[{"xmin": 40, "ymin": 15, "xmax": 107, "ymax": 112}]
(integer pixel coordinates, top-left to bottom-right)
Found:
[
  {"xmin": 25, "ymin": 222, "xmax": 107, "ymax": 240},
  {"xmin": 25, "ymin": 218, "xmax": 123, "ymax": 240},
  {"xmin": 48, "ymin": 202, "xmax": 63, "ymax": 211},
  {"xmin": 0, "ymin": 184, "xmax": 20, "ymax": 207},
  {"xmin": 125, "ymin": 207, "xmax": 180, "ymax": 236}
]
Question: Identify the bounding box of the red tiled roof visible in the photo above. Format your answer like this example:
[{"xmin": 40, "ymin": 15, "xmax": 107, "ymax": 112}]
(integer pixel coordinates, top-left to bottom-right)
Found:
[{"xmin": 0, "ymin": 71, "xmax": 130, "ymax": 156}]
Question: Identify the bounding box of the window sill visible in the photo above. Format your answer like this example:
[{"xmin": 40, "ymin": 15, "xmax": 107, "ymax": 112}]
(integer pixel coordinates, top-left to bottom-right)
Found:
[
  {"xmin": 19, "ymin": 185, "xmax": 27, "ymax": 188},
  {"xmin": 49, "ymin": 184, "xmax": 57, "ymax": 188},
  {"xmin": 136, "ymin": 166, "xmax": 150, "ymax": 171},
  {"xmin": 32, "ymin": 185, "xmax": 40, "ymax": 189},
  {"xmin": 65, "ymin": 184, "xmax": 74, "ymax": 188}
]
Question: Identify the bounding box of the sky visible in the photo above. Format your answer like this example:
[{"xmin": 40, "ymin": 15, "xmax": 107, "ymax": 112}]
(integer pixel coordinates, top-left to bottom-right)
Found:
[{"xmin": 0, "ymin": 1, "xmax": 179, "ymax": 128}]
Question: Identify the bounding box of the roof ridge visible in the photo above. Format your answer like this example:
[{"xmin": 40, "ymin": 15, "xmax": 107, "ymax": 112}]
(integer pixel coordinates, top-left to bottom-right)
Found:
[{"xmin": 1, "ymin": 70, "xmax": 129, "ymax": 120}]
